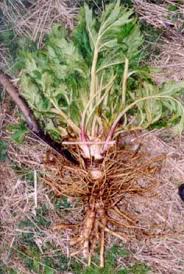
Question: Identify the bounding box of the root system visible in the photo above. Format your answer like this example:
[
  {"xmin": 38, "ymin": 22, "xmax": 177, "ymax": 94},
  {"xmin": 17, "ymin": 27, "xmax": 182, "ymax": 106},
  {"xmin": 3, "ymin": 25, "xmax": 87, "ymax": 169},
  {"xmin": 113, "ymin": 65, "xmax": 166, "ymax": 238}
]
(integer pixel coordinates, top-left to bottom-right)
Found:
[{"xmin": 43, "ymin": 146, "xmax": 164, "ymax": 267}]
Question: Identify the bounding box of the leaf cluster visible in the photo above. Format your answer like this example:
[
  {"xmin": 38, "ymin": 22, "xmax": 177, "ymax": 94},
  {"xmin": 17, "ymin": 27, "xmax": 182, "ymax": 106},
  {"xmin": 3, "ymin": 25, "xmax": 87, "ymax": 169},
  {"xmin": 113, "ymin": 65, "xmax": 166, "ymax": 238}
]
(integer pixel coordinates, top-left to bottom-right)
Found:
[
  {"xmin": 18, "ymin": 1, "xmax": 184, "ymax": 140},
  {"xmin": 7, "ymin": 121, "xmax": 28, "ymax": 143}
]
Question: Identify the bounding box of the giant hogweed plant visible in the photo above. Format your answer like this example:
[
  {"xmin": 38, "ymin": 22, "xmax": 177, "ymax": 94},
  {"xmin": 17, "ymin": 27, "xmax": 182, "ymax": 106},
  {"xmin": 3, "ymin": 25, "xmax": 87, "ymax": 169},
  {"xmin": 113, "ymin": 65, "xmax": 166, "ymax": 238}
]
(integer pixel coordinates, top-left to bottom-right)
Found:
[{"xmin": 18, "ymin": 1, "xmax": 184, "ymax": 267}]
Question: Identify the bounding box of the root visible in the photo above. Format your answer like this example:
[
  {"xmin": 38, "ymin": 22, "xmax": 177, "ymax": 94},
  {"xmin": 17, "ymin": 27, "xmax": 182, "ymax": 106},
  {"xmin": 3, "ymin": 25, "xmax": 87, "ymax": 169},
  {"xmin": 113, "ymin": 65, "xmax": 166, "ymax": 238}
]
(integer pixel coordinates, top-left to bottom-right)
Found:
[
  {"xmin": 113, "ymin": 206, "xmax": 137, "ymax": 225},
  {"xmin": 43, "ymin": 146, "xmax": 164, "ymax": 266},
  {"xmin": 100, "ymin": 227, "xmax": 105, "ymax": 268},
  {"xmin": 98, "ymin": 223, "xmax": 128, "ymax": 242},
  {"xmin": 107, "ymin": 216, "xmax": 137, "ymax": 229},
  {"xmin": 83, "ymin": 207, "xmax": 96, "ymax": 258},
  {"xmin": 53, "ymin": 223, "xmax": 80, "ymax": 230}
]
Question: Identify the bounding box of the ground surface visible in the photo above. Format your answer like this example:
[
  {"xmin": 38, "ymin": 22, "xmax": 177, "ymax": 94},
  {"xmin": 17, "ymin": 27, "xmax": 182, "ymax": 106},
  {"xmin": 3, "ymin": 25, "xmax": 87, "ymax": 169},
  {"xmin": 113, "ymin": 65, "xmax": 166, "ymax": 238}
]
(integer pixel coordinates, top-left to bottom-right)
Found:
[{"xmin": 1, "ymin": 1, "xmax": 184, "ymax": 274}]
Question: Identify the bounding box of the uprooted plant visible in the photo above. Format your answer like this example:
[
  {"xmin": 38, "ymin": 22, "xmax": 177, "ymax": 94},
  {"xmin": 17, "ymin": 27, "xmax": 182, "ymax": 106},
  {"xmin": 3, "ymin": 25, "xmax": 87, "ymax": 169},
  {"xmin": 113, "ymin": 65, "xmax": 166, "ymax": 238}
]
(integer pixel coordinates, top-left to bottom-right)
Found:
[{"xmin": 2, "ymin": 0, "xmax": 184, "ymax": 268}]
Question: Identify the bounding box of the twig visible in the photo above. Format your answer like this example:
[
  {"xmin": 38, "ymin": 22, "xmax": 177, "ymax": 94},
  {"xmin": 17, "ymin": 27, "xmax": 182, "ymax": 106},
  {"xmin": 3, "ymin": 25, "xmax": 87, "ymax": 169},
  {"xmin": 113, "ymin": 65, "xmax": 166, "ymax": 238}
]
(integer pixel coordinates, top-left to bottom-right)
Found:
[{"xmin": 0, "ymin": 71, "xmax": 39, "ymax": 132}]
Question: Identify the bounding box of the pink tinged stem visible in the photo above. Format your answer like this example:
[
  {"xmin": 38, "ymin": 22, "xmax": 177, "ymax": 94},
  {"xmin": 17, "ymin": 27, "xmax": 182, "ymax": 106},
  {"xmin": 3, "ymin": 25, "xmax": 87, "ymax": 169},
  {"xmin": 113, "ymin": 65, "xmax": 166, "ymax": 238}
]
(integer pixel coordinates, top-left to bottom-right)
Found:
[
  {"xmin": 102, "ymin": 122, "xmax": 117, "ymax": 154},
  {"xmin": 80, "ymin": 126, "xmax": 91, "ymax": 158}
]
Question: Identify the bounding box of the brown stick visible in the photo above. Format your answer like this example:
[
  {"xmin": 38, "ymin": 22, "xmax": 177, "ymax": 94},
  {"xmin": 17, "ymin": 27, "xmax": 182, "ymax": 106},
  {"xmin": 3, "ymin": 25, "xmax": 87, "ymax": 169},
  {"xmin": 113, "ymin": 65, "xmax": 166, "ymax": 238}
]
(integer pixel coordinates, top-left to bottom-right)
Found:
[{"xmin": 0, "ymin": 71, "xmax": 39, "ymax": 132}]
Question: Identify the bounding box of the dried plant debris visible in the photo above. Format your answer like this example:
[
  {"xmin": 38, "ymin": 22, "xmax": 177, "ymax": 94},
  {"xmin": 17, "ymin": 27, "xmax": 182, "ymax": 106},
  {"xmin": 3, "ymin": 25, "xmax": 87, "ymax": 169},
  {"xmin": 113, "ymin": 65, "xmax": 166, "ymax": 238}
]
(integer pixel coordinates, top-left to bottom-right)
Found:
[
  {"xmin": 0, "ymin": 0, "xmax": 78, "ymax": 46},
  {"xmin": 134, "ymin": 0, "xmax": 184, "ymax": 34},
  {"xmin": 0, "ymin": 45, "xmax": 11, "ymax": 72},
  {"xmin": 1, "ymin": 1, "xmax": 184, "ymax": 273},
  {"xmin": 11, "ymin": 1, "xmax": 184, "ymax": 264},
  {"xmin": 1, "ymin": 130, "xmax": 184, "ymax": 273},
  {"xmin": 149, "ymin": 36, "xmax": 184, "ymax": 84},
  {"xmin": 133, "ymin": 0, "xmax": 184, "ymax": 83}
]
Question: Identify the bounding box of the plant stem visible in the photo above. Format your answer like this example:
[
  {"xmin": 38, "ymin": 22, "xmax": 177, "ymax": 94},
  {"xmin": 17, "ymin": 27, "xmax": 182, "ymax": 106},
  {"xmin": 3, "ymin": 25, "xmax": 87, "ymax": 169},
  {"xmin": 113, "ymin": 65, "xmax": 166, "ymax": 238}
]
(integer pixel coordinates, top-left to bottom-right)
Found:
[
  {"xmin": 86, "ymin": 75, "xmax": 116, "ymax": 134},
  {"xmin": 89, "ymin": 40, "xmax": 99, "ymax": 112},
  {"xmin": 50, "ymin": 100, "xmax": 80, "ymax": 135},
  {"xmin": 122, "ymin": 58, "xmax": 128, "ymax": 107},
  {"xmin": 102, "ymin": 95, "xmax": 183, "ymax": 153}
]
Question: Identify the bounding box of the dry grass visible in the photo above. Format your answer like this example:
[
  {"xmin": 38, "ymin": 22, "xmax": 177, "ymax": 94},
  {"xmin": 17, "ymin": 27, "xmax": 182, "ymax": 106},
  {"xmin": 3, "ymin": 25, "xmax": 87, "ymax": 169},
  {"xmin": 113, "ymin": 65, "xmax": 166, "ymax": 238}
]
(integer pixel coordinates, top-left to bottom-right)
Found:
[
  {"xmin": 149, "ymin": 36, "xmax": 184, "ymax": 84},
  {"xmin": 134, "ymin": 0, "xmax": 184, "ymax": 83},
  {"xmin": 0, "ymin": 161, "xmax": 70, "ymax": 272},
  {"xmin": 0, "ymin": 45, "xmax": 11, "ymax": 72},
  {"xmin": 0, "ymin": 0, "xmax": 78, "ymax": 46},
  {"xmin": 125, "ymin": 132, "xmax": 184, "ymax": 274},
  {"xmin": 1, "ymin": 109, "xmax": 184, "ymax": 273},
  {"xmin": 1, "ymin": 1, "xmax": 184, "ymax": 272},
  {"xmin": 0, "ymin": 114, "xmax": 81, "ymax": 272},
  {"xmin": 134, "ymin": 0, "xmax": 184, "ymax": 32}
]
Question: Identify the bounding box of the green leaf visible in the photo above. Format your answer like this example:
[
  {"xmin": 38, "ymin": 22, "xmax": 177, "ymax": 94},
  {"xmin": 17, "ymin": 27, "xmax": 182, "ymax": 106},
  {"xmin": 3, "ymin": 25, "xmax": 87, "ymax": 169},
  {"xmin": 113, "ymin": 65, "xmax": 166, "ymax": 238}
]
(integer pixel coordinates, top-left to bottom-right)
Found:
[
  {"xmin": 33, "ymin": 259, "xmax": 40, "ymax": 273},
  {"xmin": 0, "ymin": 140, "xmax": 8, "ymax": 161},
  {"xmin": 160, "ymin": 81, "xmax": 184, "ymax": 96},
  {"xmin": 44, "ymin": 266, "xmax": 55, "ymax": 274},
  {"xmin": 8, "ymin": 121, "xmax": 28, "ymax": 144},
  {"xmin": 17, "ymin": 1, "xmax": 184, "ymax": 141},
  {"xmin": 106, "ymin": 245, "xmax": 128, "ymax": 267},
  {"xmin": 84, "ymin": 4, "xmax": 97, "ymax": 50},
  {"xmin": 168, "ymin": 4, "xmax": 178, "ymax": 12},
  {"xmin": 128, "ymin": 263, "xmax": 149, "ymax": 274}
]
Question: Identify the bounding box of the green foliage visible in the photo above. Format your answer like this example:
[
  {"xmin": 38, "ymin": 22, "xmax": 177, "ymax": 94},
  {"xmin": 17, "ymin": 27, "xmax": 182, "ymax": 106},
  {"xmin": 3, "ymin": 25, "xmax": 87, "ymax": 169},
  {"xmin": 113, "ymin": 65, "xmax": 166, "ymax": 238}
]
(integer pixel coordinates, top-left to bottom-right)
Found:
[
  {"xmin": 167, "ymin": 3, "xmax": 178, "ymax": 12},
  {"xmin": 128, "ymin": 263, "xmax": 149, "ymax": 274},
  {"xmin": 17, "ymin": 1, "xmax": 142, "ymax": 134},
  {"xmin": 35, "ymin": 206, "xmax": 52, "ymax": 228},
  {"xmin": 0, "ymin": 263, "xmax": 19, "ymax": 274},
  {"xmin": 3, "ymin": 226, "xmax": 148, "ymax": 274},
  {"xmin": 54, "ymin": 196, "xmax": 72, "ymax": 210},
  {"xmin": 19, "ymin": 205, "xmax": 51, "ymax": 230},
  {"xmin": 0, "ymin": 26, "xmax": 36, "ymax": 73},
  {"xmin": 10, "ymin": 165, "xmax": 35, "ymax": 186},
  {"xmin": 72, "ymin": 245, "xmax": 149, "ymax": 274},
  {"xmin": 11, "ymin": 232, "xmax": 69, "ymax": 273},
  {"xmin": 0, "ymin": 140, "xmax": 8, "ymax": 161},
  {"xmin": 7, "ymin": 121, "xmax": 28, "ymax": 144},
  {"xmin": 140, "ymin": 23, "xmax": 163, "ymax": 61},
  {"xmin": 14, "ymin": 244, "xmax": 57, "ymax": 274},
  {"xmin": 18, "ymin": 1, "xmax": 184, "ymax": 141}
]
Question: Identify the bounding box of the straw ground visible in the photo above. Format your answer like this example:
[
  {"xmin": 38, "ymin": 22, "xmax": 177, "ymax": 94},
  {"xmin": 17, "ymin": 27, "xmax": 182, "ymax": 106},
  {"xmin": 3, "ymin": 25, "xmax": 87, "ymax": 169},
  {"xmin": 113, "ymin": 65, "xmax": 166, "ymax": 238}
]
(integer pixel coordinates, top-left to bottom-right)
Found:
[
  {"xmin": 134, "ymin": 0, "xmax": 184, "ymax": 84},
  {"xmin": 1, "ymin": 0, "xmax": 184, "ymax": 273},
  {"xmin": 0, "ymin": 0, "xmax": 78, "ymax": 46},
  {"xmin": 1, "ymin": 110, "xmax": 184, "ymax": 273}
]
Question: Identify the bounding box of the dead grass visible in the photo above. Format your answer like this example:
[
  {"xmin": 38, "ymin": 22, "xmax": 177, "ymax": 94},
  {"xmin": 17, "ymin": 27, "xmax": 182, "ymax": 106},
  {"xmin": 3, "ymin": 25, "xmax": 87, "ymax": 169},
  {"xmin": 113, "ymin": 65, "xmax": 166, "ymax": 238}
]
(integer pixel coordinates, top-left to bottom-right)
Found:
[
  {"xmin": 0, "ymin": 0, "xmax": 78, "ymax": 46},
  {"xmin": 1, "ymin": 103, "xmax": 184, "ymax": 273},
  {"xmin": 1, "ymin": 1, "xmax": 184, "ymax": 272},
  {"xmin": 149, "ymin": 36, "xmax": 184, "ymax": 84},
  {"xmin": 1, "ymin": 111, "xmax": 184, "ymax": 273},
  {"xmin": 134, "ymin": 0, "xmax": 184, "ymax": 32},
  {"xmin": 125, "ymin": 132, "xmax": 184, "ymax": 274},
  {"xmin": 0, "ymin": 114, "xmax": 81, "ymax": 272},
  {"xmin": 0, "ymin": 45, "xmax": 11, "ymax": 72},
  {"xmin": 134, "ymin": 0, "xmax": 184, "ymax": 84}
]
